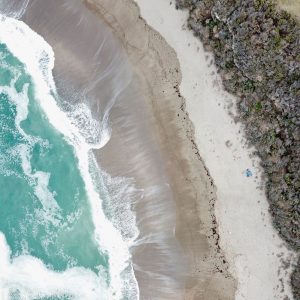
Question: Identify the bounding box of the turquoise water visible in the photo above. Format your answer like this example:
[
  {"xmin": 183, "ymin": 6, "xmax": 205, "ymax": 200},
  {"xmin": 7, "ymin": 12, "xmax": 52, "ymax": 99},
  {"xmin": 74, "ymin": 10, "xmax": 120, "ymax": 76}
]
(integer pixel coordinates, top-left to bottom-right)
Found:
[
  {"xmin": 0, "ymin": 43, "xmax": 108, "ymax": 295},
  {"xmin": 0, "ymin": 11, "xmax": 140, "ymax": 299}
]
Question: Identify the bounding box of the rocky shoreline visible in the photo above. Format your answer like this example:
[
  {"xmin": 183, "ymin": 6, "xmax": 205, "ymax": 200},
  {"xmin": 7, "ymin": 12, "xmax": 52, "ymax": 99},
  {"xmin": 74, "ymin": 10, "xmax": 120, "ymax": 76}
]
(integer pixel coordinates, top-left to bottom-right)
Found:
[{"xmin": 175, "ymin": 0, "xmax": 300, "ymax": 298}]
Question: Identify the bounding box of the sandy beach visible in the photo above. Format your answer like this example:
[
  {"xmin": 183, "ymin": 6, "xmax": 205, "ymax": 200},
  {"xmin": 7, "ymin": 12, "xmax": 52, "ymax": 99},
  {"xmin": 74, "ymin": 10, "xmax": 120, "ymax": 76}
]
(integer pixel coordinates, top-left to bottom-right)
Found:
[
  {"xmin": 84, "ymin": 0, "xmax": 236, "ymax": 298},
  {"xmin": 84, "ymin": 0, "xmax": 297, "ymax": 299},
  {"xmin": 9, "ymin": 0, "xmax": 296, "ymax": 298}
]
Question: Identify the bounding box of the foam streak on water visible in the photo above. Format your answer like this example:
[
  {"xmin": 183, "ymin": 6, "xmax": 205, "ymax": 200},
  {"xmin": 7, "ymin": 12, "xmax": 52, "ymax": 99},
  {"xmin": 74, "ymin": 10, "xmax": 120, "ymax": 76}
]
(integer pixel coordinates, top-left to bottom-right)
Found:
[{"xmin": 0, "ymin": 14, "xmax": 139, "ymax": 300}]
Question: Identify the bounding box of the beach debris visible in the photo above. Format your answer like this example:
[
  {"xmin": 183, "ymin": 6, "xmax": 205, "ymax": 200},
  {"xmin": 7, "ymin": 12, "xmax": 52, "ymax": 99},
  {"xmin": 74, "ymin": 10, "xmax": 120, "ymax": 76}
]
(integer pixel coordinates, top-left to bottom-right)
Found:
[{"xmin": 245, "ymin": 168, "xmax": 253, "ymax": 177}]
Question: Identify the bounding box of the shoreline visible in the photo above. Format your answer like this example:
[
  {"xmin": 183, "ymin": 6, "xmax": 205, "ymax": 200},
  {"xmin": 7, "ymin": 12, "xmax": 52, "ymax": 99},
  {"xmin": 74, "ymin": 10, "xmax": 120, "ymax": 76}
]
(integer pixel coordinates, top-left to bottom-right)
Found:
[
  {"xmin": 87, "ymin": 0, "xmax": 297, "ymax": 299},
  {"xmin": 12, "ymin": 0, "xmax": 297, "ymax": 298},
  {"xmin": 86, "ymin": 0, "xmax": 236, "ymax": 298}
]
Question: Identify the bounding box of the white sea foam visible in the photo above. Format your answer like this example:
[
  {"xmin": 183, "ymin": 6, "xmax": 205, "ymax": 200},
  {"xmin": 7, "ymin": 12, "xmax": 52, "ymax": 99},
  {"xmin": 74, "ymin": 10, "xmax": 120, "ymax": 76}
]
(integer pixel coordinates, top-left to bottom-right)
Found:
[
  {"xmin": 67, "ymin": 102, "xmax": 111, "ymax": 146},
  {"xmin": 0, "ymin": 232, "xmax": 108, "ymax": 300},
  {"xmin": 0, "ymin": 0, "xmax": 29, "ymax": 19},
  {"xmin": 100, "ymin": 170, "xmax": 141, "ymax": 243},
  {"xmin": 88, "ymin": 155, "xmax": 140, "ymax": 298},
  {"xmin": 0, "ymin": 78, "xmax": 61, "ymax": 226},
  {"xmin": 17, "ymin": 143, "xmax": 62, "ymax": 225},
  {"xmin": 0, "ymin": 14, "xmax": 139, "ymax": 299},
  {"xmin": 0, "ymin": 84, "xmax": 29, "ymax": 134}
]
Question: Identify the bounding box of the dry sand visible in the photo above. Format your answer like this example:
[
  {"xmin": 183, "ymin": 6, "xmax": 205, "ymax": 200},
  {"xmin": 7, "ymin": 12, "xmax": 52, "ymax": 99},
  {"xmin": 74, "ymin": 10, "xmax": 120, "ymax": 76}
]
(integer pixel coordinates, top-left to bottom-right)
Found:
[
  {"xmin": 85, "ymin": 0, "xmax": 298, "ymax": 299},
  {"xmin": 277, "ymin": 0, "xmax": 300, "ymax": 20}
]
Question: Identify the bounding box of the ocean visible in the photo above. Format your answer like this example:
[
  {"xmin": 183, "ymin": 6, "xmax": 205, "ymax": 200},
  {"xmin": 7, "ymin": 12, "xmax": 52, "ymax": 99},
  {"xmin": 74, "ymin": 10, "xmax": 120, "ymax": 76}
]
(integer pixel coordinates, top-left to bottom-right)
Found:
[{"xmin": 0, "ymin": 12, "xmax": 138, "ymax": 300}]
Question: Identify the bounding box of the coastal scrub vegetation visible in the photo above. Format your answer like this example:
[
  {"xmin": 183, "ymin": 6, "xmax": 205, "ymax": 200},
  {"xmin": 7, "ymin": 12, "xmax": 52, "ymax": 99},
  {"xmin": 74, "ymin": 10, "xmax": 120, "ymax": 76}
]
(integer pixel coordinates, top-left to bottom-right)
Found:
[{"xmin": 175, "ymin": 0, "xmax": 300, "ymax": 298}]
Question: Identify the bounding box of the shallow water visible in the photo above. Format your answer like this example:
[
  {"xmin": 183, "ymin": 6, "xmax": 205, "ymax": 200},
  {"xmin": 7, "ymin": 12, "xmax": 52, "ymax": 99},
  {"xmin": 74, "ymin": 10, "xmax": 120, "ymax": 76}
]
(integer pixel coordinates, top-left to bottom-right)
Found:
[
  {"xmin": 0, "ymin": 43, "xmax": 105, "ymax": 272},
  {"xmin": 0, "ymin": 13, "xmax": 137, "ymax": 299},
  {"xmin": 0, "ymin": 1, "xmax": 186, "ymax": 299}
]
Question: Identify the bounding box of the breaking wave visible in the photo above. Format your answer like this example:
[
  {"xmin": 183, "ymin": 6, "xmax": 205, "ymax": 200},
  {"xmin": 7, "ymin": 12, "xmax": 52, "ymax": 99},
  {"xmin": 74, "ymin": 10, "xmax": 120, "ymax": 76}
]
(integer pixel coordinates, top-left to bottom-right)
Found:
[{"xmin": 0, "ymin": 13, "xmax": 139, "ymax": 300}]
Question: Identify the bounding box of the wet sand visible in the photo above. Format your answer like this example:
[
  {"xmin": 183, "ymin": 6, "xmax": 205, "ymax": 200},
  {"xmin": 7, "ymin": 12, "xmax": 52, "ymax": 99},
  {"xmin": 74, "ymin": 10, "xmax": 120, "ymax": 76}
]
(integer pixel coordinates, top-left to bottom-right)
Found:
[{"xmin": 84, "ymin": 0, "xmax": 237, "ymax": 299}]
